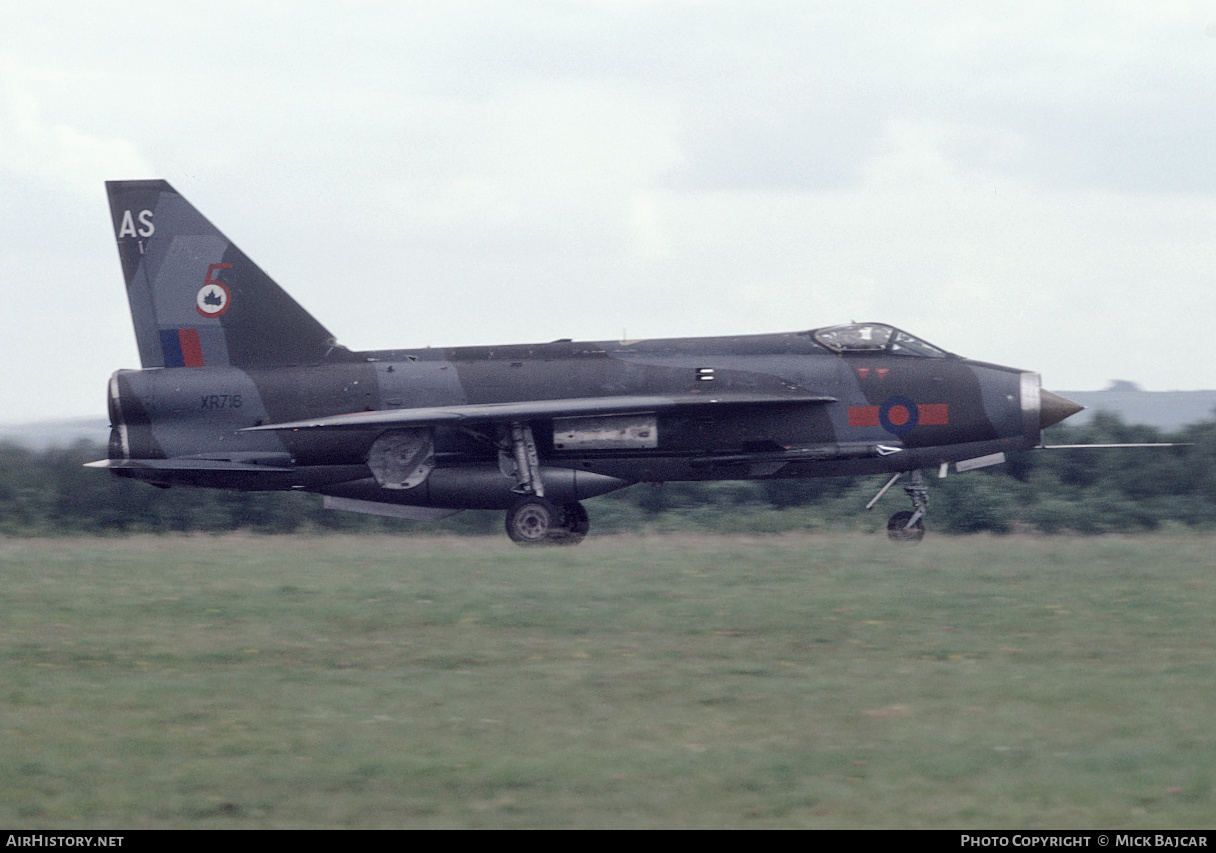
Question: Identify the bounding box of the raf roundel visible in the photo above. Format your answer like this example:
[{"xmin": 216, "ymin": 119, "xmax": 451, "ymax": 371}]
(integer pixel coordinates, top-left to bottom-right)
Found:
[
  {"xmin": 196, "ymin": 283, "xmax": 231, "ymax": 318},
  {"xmin": 879, "ymin": 396, "xmax": 920, "ymax": 436}
]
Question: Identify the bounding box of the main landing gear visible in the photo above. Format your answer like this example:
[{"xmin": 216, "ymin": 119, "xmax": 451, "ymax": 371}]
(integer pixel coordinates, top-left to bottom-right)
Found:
[
  {"xmin": 868, "ymin": 469, "xmax": 929, "ymax": 543},
  {"xmin": 498, "ymin": 420, "xmax": 592, "ymax": 546},
  {"xmin": 505, "ymin": 498, "xmax": 590, "ymax": 546}
]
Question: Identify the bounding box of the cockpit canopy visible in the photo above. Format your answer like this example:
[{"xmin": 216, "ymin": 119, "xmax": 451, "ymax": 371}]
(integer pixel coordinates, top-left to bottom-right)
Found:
[{"xmin": 811, "ymin": 323, "xmax": 950, "ymax": 358}]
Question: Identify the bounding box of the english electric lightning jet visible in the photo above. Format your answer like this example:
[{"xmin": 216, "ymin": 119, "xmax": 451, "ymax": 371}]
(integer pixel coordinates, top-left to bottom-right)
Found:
[{"xmin": 90, "ymin": 180, "xmax": 1084, "ymax": 544}]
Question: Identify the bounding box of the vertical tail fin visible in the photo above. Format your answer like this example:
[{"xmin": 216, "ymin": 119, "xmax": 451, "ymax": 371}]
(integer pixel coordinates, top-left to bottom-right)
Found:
[{"xmin": 106, "ymin": 180, "xmax": 347, "ymax": 369}]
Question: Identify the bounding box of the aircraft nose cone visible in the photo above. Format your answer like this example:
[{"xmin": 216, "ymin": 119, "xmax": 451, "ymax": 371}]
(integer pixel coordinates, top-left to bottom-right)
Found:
[{"xmin": 1041, "ymin": 390, "xmax": 1084, "ymax": 429}]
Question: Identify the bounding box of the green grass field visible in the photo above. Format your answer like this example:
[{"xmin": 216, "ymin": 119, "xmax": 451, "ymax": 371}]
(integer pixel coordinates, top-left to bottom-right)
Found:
[{"xmin": 2, "ymin": 533, "xmax": 1214, "ymax": 828}]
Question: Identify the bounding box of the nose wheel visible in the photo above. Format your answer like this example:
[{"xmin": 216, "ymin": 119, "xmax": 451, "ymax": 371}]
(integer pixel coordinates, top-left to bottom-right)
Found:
[
  {"xmin": 869, "ymin": 470, "xmax": 929, "ymax": 543},
  {"xmin": 505, "ymin": 498, "xmax": 590, "ymax": 546},
  {"xmin": 886, "ymin": 510, "xmax": 925, "ymax": 542}
]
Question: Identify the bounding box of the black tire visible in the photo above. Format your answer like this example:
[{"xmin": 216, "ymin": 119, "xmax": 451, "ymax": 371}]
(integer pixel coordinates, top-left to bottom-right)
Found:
[
  {"xmin": 506, "ymin": 498, "xmax": 558, "ymax": 545},
  {"xmin": 887, "ymin": 510, "xmax": 925, "ymax": 543},
  {"xmin": 551, "ymin": 502, "xmax": 590, "ymax": 546}
]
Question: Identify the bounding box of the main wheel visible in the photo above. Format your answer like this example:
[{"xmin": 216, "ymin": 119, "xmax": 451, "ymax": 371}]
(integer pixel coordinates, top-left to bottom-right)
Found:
[
  {"xmin": 550, "ymin": 502, "xmax": 590, "ymax": 546},
  {"xmin": 887, "ymin": 510, "xmax": 925, "ymax": 543},
  {"xmin": 506, "ymin": 498, "xmax": 559, "ymax": 545}
]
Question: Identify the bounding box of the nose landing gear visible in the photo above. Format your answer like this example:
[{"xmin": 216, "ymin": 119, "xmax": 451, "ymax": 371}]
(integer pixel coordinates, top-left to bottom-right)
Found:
[
  {"xmin": 886, "ymin": 509, "xmax": 925, "ymax": 542},
  {"xmin": 868, "ymin": 470, "xmax": 928, "ymax": 543}
]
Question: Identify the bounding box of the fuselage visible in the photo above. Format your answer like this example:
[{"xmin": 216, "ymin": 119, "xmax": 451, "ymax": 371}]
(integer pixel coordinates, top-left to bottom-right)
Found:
[{"xmin": 105, "ymin": 324, "xmax": 1047, "ymax": 510}]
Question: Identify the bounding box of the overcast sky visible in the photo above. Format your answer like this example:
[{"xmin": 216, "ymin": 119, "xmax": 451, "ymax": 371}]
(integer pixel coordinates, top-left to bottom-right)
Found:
[{"xmin": 3, "ymin": 1, "xmax": 1216, "ymax": 423}]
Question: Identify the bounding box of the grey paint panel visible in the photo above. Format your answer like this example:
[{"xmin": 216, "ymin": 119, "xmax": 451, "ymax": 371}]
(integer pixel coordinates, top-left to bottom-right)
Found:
[{"xmin": 554, "ymin": 414, "xmax": 658, "ymax": 450}]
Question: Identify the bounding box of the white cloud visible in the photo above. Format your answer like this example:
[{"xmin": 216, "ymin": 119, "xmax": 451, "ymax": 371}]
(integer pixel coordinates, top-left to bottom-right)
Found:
[
  {"xmin": 606, "ymin": 113, "xmax": 1216, "ymax": 391},
  {"xmin": 0, "ymin": 57, "xmax": 153, "ymax": 190},
  {"xmin": 3, "ymin": 0, "xmax": 1216, "ymax": 422}
]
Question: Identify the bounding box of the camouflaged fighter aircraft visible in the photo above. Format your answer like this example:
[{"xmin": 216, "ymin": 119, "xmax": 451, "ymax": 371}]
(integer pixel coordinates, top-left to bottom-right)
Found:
[{"xmin": 90, "ymin": 179, "xmax": 1085, "ymax": 544}]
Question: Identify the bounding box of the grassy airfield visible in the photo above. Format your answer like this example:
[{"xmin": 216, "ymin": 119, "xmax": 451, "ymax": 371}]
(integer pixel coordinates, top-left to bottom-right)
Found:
[{"xmin": 1, "ymin": 532, "xmax": 1214, "ymax": 829}]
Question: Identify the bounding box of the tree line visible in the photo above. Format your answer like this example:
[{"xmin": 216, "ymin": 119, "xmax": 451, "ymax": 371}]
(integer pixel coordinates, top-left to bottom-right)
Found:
[{"xmin": 1, "ymin": 411, "xmax": 1213, "ymax": 536}]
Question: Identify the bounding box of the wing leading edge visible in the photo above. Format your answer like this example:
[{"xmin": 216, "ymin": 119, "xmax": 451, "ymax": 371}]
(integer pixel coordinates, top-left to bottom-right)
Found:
[{"xmin": 242, "ymin": 391, "xmax": 837, "ymax": 433}]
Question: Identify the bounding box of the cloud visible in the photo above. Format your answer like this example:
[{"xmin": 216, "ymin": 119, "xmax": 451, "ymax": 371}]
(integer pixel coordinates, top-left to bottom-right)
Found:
[
  {"xmin": 4, "ymin": 0, "xmax": 1216, "ymax": 421},
  {"xmin": 607, "ymin": 113, "xmax": 1216, "ymax": 390},
  {"xmin": 0, "ymin": 57, "xmax": 152, "ymax": 190}
]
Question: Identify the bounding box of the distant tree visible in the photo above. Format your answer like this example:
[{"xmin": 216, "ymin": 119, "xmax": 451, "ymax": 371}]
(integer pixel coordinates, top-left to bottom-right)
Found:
[{"xmin": 4, "ymin": 415, "xmax": 1215, "ymax": 537}]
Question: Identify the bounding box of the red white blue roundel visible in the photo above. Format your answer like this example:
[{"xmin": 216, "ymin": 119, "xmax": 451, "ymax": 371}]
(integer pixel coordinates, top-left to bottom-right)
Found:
[
  {"xmin": 196, "ymin": 283, "xmax": 231, "ymax": 318},
  {"xmin": 878, "ymin": 396, "xmax": 919, "ymax": 436}
]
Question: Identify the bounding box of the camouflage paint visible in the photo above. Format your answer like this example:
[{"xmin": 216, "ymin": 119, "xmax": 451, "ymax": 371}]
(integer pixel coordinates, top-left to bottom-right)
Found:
[{"xmin": 92, "ymin": 181, "xmax": 1082, "ymax": 540}]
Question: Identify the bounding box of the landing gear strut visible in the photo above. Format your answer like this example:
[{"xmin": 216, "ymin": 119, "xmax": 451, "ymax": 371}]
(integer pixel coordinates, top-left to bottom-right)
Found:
[
  {"xmin": 497, "ymin": 420, "xmax": 591, "ymax": 546},
  {"xmin": 505, "ymin": 498, "xmax": 591, "ymax": 546},
  {"xmin": 868, "ymin": 470, "xmax": 928, "ymax": 543}
]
